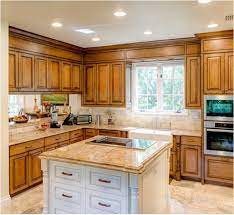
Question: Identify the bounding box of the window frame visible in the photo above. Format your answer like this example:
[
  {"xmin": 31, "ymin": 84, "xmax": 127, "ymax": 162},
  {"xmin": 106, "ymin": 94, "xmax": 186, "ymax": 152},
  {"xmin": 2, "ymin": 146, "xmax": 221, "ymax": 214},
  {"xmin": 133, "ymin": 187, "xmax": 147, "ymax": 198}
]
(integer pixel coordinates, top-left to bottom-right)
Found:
[{"xmin": 132, "ymin": 60, "xmax": 187, "ymax": 115}]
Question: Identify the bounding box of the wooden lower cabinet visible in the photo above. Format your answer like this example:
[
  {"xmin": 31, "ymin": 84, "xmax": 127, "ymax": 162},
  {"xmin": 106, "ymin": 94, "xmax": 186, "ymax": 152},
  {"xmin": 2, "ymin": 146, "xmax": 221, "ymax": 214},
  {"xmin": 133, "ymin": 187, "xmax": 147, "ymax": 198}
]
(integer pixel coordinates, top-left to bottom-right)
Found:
[
  {"xmin": 181, "ymin": 145, "xmax": 201, "ymax": 179},
  {"xmin": 28, "ymin": 148, "xmax": 44, "ymax": 186},
  {"xmin": 98, "ymin": 129, "xmax": 122, "ymax": 137},
  {"xmin": 10, "ymin": 152, "xmax": 28, "ymax": 195},
  {"xmin": 205, "ymin": 155, "xmax": 233, "ymax": 186},
  {"xmin": 44, "ymin": 143, "xmax": 59, "ymax": 151}
]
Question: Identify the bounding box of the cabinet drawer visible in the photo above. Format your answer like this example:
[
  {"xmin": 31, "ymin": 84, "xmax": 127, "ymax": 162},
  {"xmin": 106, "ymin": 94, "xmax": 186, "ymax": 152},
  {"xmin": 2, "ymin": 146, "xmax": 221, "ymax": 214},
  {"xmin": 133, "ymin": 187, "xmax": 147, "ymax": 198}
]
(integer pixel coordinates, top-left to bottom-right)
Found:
[
  {"xmin": 70, "ymin": 137, "xmax": 83, "ymax": 144},
  {"xmin": 205, "ymin": 155, "xmax": 233, "ymax": 185},
  {"xmin": 52, "ymin": 184, "xmax": 85, "ymax": 214},
  {"xmin": 86, "ymin": 189, "xmax": 127, "ymax": 214},
  {"xmin": 85, "ymin": 129, "xmax": 97, "ymax": 136},
  {"xmin": 58, "ymin": 141, "xmax": 70, "ymax": 148},
  {"xmin": 45, "ymin": 143, "xmax": 58, "ymax": 151},
  {"xmin": 181, "ymin": 136, "xmax": 201, "ymax": 146},
  {"xmin": 53, "ymin": 162, "xmax": 85, "ymax": 186},
  {"xmin": 98, "ymin": 129, "xmax": 121, "ymax": 137},
  {"xmin": 70, "ymin": 130, "xmax": 83, "ymax": 139},
  {"xmin": 85, "ymin": 167, "xmax": 128, "ymax": 196},
  {"xmin": 10, "ymin": 139, "xmax": 44, "ymax": 156},
  {"xmin": 45, "ymin": 133, "xmax": 69, "ymax": 146}
]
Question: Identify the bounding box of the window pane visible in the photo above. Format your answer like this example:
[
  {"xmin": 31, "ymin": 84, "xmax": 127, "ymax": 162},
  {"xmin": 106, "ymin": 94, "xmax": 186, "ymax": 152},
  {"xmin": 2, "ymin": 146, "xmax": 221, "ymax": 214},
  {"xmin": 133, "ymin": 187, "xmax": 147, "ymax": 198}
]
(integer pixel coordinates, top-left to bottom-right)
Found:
[
  {"xmin": 138, "ymin": 95, "xmax": 148, "ymax": 110},
  {"xmin": 137, "ymin": 68, "xmax": 145, "ymax": 80},
  {"xmin": 173, "ymin": 80, "xmax": 183, "ymax": 94},
  {"xmin": 174, "ymin": 65, "xmax": 184, "ymax": 79},
  {"xmin": 162, "ymin": 66, "xmax": 173, "ymax": 79},
  {"xmin": 173, "ymin": 95, "xmax": 184, "ymax": 111},
  {"xmin": 163, "ymin": 95, "xmax": 173, "ymax": 110},
  {"xmin": 148, "ymin": 68, "xmax": 157, "ymax": 80},
  {"xmin": 148, "ymin": 96, "xmax": 157, "ymax": 110},
  {"xmin": 163, "ymin": 80, "xmax": 172, "ymax": 94},
  {"xmin": 137, "ymin": 79, "xmax": 147, "ymax": 94},
  {"xmin": 148, "ymin": 80, "xmax": 157, "ymax": 94}
]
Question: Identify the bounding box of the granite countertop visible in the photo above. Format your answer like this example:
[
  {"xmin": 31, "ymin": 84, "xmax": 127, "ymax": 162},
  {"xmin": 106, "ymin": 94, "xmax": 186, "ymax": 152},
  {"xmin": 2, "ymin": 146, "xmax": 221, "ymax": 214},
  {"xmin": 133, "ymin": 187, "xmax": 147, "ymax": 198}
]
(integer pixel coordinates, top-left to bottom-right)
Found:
[
  {"xmin": 39, "ymin": 136, "xmax": 172, "ymax": 174},
  {"xmin": 9, "ymin": 124, "xmax": 137, "ymax": 146}
]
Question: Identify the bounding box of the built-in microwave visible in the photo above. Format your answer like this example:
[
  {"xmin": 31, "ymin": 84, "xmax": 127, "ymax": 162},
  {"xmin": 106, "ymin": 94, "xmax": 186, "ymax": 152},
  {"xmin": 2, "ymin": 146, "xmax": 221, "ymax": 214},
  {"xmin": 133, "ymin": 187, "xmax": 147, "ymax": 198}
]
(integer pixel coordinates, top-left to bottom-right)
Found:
[{"xmin": 204, "ymin": 95, "xmax": 233, "ymax": 122}]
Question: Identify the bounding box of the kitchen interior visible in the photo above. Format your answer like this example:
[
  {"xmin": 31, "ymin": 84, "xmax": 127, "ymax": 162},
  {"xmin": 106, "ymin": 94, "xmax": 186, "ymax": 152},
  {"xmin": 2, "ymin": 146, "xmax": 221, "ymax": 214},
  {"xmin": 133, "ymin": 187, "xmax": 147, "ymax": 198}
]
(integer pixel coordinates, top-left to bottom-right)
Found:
[{"xmin": 0, "ymin": 1, "xmax": 233, "ymax": 214}]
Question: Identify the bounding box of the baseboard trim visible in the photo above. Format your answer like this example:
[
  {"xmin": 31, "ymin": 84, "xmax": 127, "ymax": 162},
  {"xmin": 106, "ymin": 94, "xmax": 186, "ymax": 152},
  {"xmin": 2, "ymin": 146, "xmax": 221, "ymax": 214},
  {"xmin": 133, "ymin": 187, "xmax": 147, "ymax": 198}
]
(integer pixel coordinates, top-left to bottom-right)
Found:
[{"xmin": 0, "ymin": 195, "xmax": 11, "ymax": 204}]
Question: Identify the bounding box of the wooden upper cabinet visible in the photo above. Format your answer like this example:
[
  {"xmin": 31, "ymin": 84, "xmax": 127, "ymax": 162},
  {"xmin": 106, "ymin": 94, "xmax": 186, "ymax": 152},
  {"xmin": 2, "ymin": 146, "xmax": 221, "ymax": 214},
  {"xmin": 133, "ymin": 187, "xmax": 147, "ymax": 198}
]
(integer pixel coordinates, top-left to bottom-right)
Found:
[
  {"xmin": 47, "ymin": 59, "xmax": 61, "ymax": 91},
  {"xmin": 18, "ymin": 53, "xmax": 34, "ymax": 91},
  {"xmin": 185, "ymin": 56, "xmax": 201, "ymax": 108},
  {"xmin": 97, "ymin": 64, "xmax": 110, "ymax": 104},
  {"xmin": 71, "ymin": 64, "xmax": 82, "ymax": 92},
  {"xmin": 225, "ymin": 52, "xmax": 233, "ymax": 94},
  {"xmin": 203, "ymin": 53, "xmax": 225, "ymax": 94},
  {"xmin": 61, "ymin": 62, "xmax": 72, "ymax": 91},
  {"xmin": 110, "ymin": 63, "xmax": 125, "ymax": 106},
  {"xmin": 9, "ymin": 51, "xmax": 18, "ymax": 92},
  {"xmin": 83, "ymin": 64, "xmax": 97, "ymax": 104},
  {"xmin": 34, "ymin": 56, "xmax": 48, "ymax": 91}
]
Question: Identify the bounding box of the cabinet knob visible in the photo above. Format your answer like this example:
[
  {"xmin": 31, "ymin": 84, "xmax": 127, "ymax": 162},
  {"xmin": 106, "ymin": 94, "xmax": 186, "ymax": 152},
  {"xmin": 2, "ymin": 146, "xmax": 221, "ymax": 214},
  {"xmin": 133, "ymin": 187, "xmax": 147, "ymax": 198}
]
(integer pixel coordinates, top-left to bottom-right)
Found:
[{"xmin": 98, "ymin": 178, "xmax": 111, "ymax": 183}]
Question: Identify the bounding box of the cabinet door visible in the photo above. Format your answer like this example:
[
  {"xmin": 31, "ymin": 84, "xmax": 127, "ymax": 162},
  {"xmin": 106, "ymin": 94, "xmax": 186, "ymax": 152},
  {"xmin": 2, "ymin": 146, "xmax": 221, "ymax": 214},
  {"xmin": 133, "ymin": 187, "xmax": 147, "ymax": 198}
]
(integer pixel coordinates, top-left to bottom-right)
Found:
[
  {"xmin": 97, "ymin": 64, "xmax": 110, "ymax": 104},
  {"xmin": 181, "ymin": 145, "xmax": 201, "ymax": 179},
  {"xmin": 83, "ymin": 64, "xmax": 97, "ymax": 104},
  {"xmin": 170, "ymin": 150, "xmax": 177, "ymax": 177},
  {"xmin": 205, "ymin": 155, "xmax": 233, "ymax": 185},
  {"xmin": 61, "ymin": 62, "xmax": 72, "ymax": 91},
  {"xmin": 204, "ymin": 53, "xmax": 225, "ymax": 94},
  {"xmin": 48, "ymin": 59, "xmax": 61, "ymax": 91},
  {"xmin": 28, "ymin": 148, "xmax": 44, "ymax": 186},
  {"xmin": 71, "ymin": 64, "xmax": 82, "ymax": 92},
  {"xmin": 10, "ymin": 152, "xmax": 28, "ymax": 195},
  {"xmin": 225, "ymin": 52, "xmax": 233, "ymax": 94},
  {"xmin": 110, "ymin": 63, "xmax": 125, "ymax": 106},
  {"xmin": 34, "ymin": 56, "xmax": 48, "ymax": 91},
  {"xmin": 185, "ymin": 56, "xmax": 201, "ymax": 108},
  {"xmin": 9, "ymin": 51, "xmax": 18, "ymax": 92},
  {"xmin": 18, "ymin": 53, "xmax": 34, "ymax": 91}
]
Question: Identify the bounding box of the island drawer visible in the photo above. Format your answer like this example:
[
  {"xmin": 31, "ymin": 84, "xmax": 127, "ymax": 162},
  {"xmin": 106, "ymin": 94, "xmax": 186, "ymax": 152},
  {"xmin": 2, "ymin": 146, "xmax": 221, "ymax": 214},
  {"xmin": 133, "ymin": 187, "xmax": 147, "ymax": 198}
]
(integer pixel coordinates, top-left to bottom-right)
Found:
[
  {"xmin": 52, "ymin": 161, "xmax": 85, "ymax": 187},
  {"xmin": 86, "ymin": 189, "xmax": 127, "ymax": 214},
  {"xmin": 85, "ymin": 167, "xmax": 128, "ymax": 196},
  {"xmin": 51, "ymin": 184, "xmax": 85, "ymax": 214},
  {"xmin": 45, "ymin": 133, "xmax": 69, "ymax": 146},
  {"xmin": 70, "ymin": 129, "xmax": 83, "ymax": 139},
  {"xmin": 70, "ymin": 137, "xmax": 83, "ymax": 144}
]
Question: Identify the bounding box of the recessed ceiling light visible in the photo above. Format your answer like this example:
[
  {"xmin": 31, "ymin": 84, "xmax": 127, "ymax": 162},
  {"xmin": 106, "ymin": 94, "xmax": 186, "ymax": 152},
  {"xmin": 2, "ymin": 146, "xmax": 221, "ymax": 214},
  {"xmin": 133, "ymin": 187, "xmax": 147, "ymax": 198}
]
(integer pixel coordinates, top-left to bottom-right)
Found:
[
  {"xmin": 92, "ymin": 37, "xmax": 100, "ymax": 42},
  {"xmin": 51, "ymin": 22, "xmax": 63, "ymax": 28},
  {"xmin": 208, "ymin": 23, "xmax": 218, "ymax": 28},
  {"xmin": 144, "ymin": 30, "xmax": 152, "ymax": 35},
  {"xmin": 75, "ymin": 29, "xmax": 94, "ymax": 34},
  {"xmin": 114, "ymin": 10, "xmax": 127, "ymax": 17},
  {"xmin": 198, "ymin": 0, "xmax": 211, "ymax": 3}
]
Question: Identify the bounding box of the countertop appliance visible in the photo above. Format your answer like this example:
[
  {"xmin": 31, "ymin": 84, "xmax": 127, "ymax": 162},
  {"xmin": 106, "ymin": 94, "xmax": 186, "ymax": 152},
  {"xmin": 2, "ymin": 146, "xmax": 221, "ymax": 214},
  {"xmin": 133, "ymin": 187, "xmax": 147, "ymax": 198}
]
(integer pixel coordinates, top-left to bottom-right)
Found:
[
  {"xmin": 204, "ymin": 95, "xmax": 233, "ymax": 122},
  {"xmin": 50, "ymin": 105, "xmax": 61, "ymax": 128},
  {"xmin": 74, "ymin": 114, "xmax": 92, "ymax": 125},
  {"xmin": 63, "ymin": 113, "xmax": 75, "ymax": 125},
  {"xmin": 204, "ymin": 121, "xmax": 233, "ymax": 157},
  {"xmin": 87, "ymin": 136, "xmax": 156, "ymax": 150}
]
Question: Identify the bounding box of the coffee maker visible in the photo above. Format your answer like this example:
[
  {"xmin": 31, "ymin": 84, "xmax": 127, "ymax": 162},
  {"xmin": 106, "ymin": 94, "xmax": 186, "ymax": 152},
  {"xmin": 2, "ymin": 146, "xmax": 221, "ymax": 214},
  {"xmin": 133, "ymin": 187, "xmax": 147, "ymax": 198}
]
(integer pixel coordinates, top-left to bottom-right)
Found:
[{"xmin": 50, "ymin": 104, "xmax": 61, "ymax": 128}]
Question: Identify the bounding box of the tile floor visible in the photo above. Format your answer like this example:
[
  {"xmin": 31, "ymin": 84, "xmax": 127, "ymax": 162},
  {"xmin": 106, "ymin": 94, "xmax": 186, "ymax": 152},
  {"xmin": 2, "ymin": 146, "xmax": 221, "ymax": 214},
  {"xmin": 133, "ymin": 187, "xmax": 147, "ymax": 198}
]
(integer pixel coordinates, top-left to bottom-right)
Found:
[{"xmin": 1, "ymin": 180, "xmax": 233, "ymax": 214}]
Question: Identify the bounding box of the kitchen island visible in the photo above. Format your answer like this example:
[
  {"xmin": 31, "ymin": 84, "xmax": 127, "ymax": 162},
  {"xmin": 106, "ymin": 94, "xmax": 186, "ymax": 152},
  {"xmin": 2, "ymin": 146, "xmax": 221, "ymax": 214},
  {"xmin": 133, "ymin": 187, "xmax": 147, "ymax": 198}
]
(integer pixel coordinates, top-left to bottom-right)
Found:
[{"xmin": 39, "ymin": 136, "xmax": 172, "ymax": 214}]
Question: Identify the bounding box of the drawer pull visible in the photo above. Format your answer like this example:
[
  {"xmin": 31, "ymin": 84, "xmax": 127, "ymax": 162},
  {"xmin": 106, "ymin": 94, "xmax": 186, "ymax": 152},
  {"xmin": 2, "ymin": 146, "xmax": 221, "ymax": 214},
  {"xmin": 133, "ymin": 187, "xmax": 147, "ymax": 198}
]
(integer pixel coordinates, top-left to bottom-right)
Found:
[
  {"xmin": 98, "ymin": 178, "xmax": 111, "ymax": 183},
  {"xmin": 55, "ymin": 138, "xmax": 61, "ymax": 141},
  {"xmin": 62, "ymin": 172, "xmax": 73, "ymax": 176},
  {"xmin": 25, "ymin": 146, "xmax": 32, "ymax": 148},
  {"xmin": 62, "ymin": 194, "xmax": 72, "ymax": 198},
  {"xmin": 98, "ymin": 202, "xmax": 111, "ymax": 208}
]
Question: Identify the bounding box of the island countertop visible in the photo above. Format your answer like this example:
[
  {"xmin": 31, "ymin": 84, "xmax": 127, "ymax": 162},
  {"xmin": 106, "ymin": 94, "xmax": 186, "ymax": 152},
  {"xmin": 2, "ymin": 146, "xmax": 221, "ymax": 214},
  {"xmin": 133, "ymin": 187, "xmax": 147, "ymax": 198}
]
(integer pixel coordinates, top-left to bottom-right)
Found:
[{"xmin": 39, "ymin": 136, "xmax": 172, "ymax": 174}]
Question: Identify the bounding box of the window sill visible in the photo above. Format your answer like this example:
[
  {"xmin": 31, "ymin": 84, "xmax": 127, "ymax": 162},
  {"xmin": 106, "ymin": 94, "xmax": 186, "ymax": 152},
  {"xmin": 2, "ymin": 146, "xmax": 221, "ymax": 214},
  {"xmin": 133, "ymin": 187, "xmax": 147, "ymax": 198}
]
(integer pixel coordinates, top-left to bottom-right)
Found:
[{"xmin": 133, "ymin": 111, "xmax": 188, "ymax": 116}]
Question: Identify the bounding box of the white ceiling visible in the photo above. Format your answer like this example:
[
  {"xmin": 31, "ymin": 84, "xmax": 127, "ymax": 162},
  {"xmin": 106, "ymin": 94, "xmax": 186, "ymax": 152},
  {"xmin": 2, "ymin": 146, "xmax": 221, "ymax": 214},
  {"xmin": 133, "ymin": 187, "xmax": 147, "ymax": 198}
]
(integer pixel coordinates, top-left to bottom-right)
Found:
[{"xmin": 2, "ymin": 1, "xmax": 233, "ymax": 48}]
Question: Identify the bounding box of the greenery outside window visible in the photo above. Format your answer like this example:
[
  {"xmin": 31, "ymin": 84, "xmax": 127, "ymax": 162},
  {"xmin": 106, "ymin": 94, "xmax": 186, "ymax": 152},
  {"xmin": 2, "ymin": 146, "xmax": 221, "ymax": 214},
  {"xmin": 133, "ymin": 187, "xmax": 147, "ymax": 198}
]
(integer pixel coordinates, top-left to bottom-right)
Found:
[{"xmin": 132, "ymin": 61, "xmax": 185, "ymax": 114}]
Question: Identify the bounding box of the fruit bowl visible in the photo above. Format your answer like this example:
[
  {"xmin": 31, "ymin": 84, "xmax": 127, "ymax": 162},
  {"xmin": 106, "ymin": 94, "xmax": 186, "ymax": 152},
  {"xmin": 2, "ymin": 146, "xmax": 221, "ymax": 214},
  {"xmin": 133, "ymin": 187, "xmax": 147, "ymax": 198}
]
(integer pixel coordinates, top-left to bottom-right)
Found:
[
  {"xmin": 37, "ymin": 122, "xmax": 49, "ymax": 131},
  {"xmin": 13, "ymin": 115, "xmax": 28, "ymax": 123}
]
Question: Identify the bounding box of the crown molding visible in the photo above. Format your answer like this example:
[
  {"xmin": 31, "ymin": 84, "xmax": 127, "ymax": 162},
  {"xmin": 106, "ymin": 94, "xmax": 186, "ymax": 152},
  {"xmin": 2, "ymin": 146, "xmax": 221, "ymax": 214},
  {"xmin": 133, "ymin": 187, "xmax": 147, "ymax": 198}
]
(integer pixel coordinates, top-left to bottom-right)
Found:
[{"xmin": 195, "ymin": 29, "xmax": 233, "ymax": 39}]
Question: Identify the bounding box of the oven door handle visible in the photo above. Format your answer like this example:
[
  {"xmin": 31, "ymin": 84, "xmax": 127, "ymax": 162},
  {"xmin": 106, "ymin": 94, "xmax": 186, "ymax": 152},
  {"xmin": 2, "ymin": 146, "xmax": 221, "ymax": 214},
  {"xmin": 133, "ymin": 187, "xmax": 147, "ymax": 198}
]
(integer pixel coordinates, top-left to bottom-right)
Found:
[{"xmin": 206, "ymin": 128, "xmax": 233, "ymax": 133}]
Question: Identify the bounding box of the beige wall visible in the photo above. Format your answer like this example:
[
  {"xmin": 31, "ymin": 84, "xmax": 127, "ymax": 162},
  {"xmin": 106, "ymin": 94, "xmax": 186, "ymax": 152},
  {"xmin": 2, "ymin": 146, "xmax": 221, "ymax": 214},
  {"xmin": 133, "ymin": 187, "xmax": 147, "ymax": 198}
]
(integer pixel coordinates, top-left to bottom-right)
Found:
[{"xmin": 0, "ymin": 20, "xmax": 10, "ymax": 201}]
